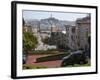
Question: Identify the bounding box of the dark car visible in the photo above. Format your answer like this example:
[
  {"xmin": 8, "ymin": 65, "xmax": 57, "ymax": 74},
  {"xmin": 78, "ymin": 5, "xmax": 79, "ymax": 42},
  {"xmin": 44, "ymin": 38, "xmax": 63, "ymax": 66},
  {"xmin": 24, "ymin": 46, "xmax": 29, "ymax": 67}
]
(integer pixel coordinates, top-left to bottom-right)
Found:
[{"xmin": 61, "ymin": 50, "xmax": 88, "ymax": 67}]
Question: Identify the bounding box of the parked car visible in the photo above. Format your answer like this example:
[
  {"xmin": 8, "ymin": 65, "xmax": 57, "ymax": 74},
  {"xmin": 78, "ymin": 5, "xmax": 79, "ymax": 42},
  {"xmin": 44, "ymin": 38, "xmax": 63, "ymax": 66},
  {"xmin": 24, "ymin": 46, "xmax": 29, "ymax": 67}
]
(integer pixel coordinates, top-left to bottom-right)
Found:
[{"xmin": 61, "ymin": 50, "xmax": 88, "ymax": 67}]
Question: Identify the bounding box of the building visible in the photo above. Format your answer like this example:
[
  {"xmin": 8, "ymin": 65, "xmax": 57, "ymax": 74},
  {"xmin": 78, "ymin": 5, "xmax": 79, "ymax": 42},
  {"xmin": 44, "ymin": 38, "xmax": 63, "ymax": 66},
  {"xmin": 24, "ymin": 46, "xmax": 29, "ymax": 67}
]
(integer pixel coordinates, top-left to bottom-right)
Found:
[
  {"xmin": 23, "ymin": 25, "xmax": 33, "ymax": 32},
  {"xmin": 76, "ymin": 16, "xmax": 91, "ymax": 50},
  {"xmin": 51, "ymin": 24, "xmax": 60, "ymax": 32},
  {"xmin": 65, "ymin": 25, "xmax": 79, "ymax": 50},
  {"xmin": 64, "ymin": 15, "xmax": 91, "ymax": 50}
]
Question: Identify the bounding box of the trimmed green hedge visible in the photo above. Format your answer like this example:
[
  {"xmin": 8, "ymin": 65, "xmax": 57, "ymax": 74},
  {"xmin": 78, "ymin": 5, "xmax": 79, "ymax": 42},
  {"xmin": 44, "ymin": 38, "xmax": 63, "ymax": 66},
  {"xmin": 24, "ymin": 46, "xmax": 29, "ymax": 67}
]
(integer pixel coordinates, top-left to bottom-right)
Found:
[
  {"xmin": 23, "ymin": 64, "xmax": 47, "ymax": 69},
  {"xmin": 31, "ymin": 50, "xmax": 60, "ymax": 55},
  {"xmin": 36, "ymin": 52, "xmax": 70, "ymax": 62}
]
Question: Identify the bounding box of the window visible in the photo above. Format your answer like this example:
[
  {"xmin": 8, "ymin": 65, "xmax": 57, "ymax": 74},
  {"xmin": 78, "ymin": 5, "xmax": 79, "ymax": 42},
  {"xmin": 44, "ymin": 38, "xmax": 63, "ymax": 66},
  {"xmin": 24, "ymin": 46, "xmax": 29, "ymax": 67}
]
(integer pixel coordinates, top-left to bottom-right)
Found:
[
  {"xmin": 72, "ymin": 27, "xmax": 76, "ymax": 33},
  {"xmin": 65, "ymin": 25, "xmax": 69, "ymax": 31}
]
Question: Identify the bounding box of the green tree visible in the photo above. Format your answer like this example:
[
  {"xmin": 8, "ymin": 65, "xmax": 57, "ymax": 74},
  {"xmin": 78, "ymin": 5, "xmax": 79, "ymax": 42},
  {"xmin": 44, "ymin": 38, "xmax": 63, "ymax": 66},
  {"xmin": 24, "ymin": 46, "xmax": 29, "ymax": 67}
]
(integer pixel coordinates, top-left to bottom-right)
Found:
[
  {"xmin": 88, "ymin": 35, "xmax": 91, "ymax": 45},
  {"xmin": 23, "ymin": 31, "xmax": 38, "ymax": 54},
  {"xmin": 23, "ymin": 18, "xmax": 25, "ymax": 26},
  {"xmin": 42, "ymin": 36, "xmax": 50, "ymax": 45}
]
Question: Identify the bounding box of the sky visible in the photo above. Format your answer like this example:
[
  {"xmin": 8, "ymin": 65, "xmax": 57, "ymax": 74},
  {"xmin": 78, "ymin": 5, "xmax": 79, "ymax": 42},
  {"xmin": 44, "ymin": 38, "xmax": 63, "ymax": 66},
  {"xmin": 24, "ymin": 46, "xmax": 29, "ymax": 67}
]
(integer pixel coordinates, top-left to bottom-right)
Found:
[{"xmin": 23, "ymin": 10, "xmax": 89, "ymax": 21}]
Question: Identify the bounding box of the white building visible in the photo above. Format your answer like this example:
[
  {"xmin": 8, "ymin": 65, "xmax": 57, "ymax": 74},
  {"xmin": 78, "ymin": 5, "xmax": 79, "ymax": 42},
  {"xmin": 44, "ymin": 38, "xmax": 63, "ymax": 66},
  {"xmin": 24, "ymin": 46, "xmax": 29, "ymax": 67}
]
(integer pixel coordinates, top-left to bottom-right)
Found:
[{"xmin": 65, "ymin": 25, "xmax": 79, "ymax": 50}]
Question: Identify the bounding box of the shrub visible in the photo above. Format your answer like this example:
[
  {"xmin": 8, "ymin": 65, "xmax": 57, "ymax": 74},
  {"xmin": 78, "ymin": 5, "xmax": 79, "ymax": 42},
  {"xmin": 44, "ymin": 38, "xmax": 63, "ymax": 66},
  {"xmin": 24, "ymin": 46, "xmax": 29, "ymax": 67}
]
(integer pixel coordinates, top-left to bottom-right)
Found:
[
  {"xmin": 23, "ymin": 64, "xmax": 47, "ymax": 69},
  {"xmin": 31, "ymin": 50, "xmax": 60, "ymax": 55},
  {"xmin": 36, "ymin": 52, "xmax": 70, "ymax": 62}
]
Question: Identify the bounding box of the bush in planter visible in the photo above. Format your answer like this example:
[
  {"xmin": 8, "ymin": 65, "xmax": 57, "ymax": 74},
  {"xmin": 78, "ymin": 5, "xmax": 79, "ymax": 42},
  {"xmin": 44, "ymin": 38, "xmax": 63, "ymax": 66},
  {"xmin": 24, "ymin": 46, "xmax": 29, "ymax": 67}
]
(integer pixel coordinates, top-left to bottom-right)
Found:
[{"xmin": 36, "ymin": 52, "xmax": 70, "ymax": 62}]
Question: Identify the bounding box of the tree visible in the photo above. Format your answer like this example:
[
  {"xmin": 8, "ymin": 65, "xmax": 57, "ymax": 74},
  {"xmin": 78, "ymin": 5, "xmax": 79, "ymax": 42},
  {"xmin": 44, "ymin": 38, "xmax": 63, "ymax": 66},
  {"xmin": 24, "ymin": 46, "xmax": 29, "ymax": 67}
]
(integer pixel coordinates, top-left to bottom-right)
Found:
[
  {"xmin": 87, "ymin": 34, "xmax": 91, "ymax": 58},
  {"xmin": 23, "ymin": 31, "xmax": 38, "ymax": 54},
  {"xmin": 42, "ymin": 36, "xmax": 50, "ymax": 45},
  {"xmin": 23, "ymin": 18, "xmax": 25, "ymax": 26},
  {"xmin": 88, "ymin": 35, "xmax": 91, "ymax": 46}
]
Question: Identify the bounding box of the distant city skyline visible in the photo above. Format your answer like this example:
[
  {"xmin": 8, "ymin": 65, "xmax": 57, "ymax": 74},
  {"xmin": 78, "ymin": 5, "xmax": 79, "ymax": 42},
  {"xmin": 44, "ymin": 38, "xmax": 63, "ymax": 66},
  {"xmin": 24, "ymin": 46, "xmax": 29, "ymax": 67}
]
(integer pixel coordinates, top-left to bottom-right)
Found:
[{"xmin": 23, "ymin": 10, "xmax": 89, "ymax": 21}]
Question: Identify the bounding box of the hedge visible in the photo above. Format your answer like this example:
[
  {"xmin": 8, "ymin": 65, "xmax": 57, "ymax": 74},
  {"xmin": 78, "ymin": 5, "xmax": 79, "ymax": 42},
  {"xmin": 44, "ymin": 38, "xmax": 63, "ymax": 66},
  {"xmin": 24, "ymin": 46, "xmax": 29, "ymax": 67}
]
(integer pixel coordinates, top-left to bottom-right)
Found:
[
  {"xmin": 23, "ymin": 64, "xmax": 47, "ymax": 69},
  {"xmin": 31, "ymin": 50, "xmax": 60, "ymax": 55},
  {"xmin": 36, "ymin": 52, "xmax": 70, "ymax": 62}
]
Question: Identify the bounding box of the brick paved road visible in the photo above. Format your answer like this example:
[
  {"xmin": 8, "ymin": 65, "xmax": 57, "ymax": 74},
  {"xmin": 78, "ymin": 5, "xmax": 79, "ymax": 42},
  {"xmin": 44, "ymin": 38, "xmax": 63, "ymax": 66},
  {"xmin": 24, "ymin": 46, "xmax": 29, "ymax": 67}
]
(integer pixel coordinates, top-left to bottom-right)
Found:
[{"xmin": 26, "ymin": 54, "xmax": 62, "ymax": 68}]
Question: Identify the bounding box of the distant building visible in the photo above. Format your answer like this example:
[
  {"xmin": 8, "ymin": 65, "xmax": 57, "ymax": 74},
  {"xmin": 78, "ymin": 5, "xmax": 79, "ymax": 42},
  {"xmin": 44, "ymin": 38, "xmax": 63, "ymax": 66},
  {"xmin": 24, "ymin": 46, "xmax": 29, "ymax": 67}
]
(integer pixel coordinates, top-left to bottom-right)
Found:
[
  {"xmin": 50, "ymin": 23, "xmax": 60, "ymax": 32},
  {"xmin": 23, "ymin": 25, "xmax": 32, "ymax": 32}
]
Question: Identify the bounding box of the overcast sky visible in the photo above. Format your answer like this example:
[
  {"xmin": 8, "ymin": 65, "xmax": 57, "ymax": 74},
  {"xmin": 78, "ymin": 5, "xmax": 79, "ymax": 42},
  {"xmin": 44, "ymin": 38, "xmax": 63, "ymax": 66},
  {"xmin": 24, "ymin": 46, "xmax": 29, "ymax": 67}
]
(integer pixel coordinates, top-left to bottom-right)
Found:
[{"xmin": 23, "ymin": 10, "xmax": 89, "ymax": 21}]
